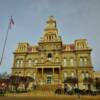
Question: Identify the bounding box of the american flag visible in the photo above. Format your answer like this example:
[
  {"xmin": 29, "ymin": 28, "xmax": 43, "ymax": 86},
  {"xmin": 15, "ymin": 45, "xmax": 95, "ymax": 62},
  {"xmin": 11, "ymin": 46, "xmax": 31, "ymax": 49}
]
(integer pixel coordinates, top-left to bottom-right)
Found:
[{"xmin": 9, "ymin": 16, "xmax": 14, "ymax": 29}]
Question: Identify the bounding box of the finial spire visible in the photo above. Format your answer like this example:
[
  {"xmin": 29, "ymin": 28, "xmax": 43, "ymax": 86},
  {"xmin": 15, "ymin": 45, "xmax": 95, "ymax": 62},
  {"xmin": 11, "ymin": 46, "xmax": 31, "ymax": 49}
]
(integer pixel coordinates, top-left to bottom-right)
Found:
[
  {"xmin": 47, "ymin": 16, "xmax": 56, "ymax": 22},
  {"xmin": 45, "ymin": 16, "xmax": 57, "ymax": 31}
]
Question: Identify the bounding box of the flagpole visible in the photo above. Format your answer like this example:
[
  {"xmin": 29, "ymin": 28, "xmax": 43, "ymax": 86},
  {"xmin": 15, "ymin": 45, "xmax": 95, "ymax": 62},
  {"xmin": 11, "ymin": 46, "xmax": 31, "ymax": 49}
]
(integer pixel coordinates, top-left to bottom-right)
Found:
[{"xmin": 0, "ymin": 20, "xmax": 11, "ymax": 66}]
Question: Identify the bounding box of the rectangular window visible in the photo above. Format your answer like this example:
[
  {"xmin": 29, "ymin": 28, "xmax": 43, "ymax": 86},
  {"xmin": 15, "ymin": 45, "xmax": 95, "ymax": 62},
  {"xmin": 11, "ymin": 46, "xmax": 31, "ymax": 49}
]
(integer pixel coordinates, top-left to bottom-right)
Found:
[{"xmin": 47, "ymin": 75, "xmax": 52, "ymax": 84}]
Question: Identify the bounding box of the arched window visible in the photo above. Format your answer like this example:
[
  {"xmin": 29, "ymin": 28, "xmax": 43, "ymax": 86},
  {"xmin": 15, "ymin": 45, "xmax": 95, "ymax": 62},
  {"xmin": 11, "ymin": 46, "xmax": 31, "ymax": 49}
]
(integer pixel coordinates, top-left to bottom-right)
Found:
[
  {"xmin": 48, "ymin": 53, "xmax": 52, "ymax": 58},
  {"xmin": 81, "ymin": 71, "xmax": 85, "ymax": 78},
  {"xmin": 49, "ymin": 35, "xmax": 51, "ymax": 41},
  {"xmin": 80, "ymin": 58, "xmax": 84, "ymax": 66},
  {"xmin": 84, "ymin": 58, "xmax": 88, "ymax": 66},
  {"xmin": 16, "ymin": 60, "xmax": 20, "ymax": 67},
  {"xmin": 64, "ymin": 72, "xmax": 67, "ymax": 79},
  {"xmin": 71, "ymin": 72, "xmax": 75, "ymax": 77},
  {"xmin": 86, "ymin": 71, "xmax": 89, "ymax": 78},
  {"xmin": 63, "ymin": 58, "xmax": 67, "ymax": 67},
  {"xmin": 78, "ymin": 43, "xmax": 81, "ymax": 49},
  {"xmin": 48, "ymin": 53, "xmax": 52, "ymax": 60},
  {"xmin": 41, "ymin": 58, "xmax": 44, "ymax": 63},
  {"xmin": 34, "ymin": 59, "xmax": 38, "ymax": 64},
  {"xmin": 20, "ymin": 60, "xmax": 23, "ymax": 67},
  {"xmin": 70, "ymin": 58, "xmax": 74, "ymax": 66},
  {"xmin": 19, "ymin": 72, "xmax": 21, "ymax": 76},
  {"xmin": 15, "ymin": 72, "xmax": 18, "ymax": 76},
  {"xmin": 27, "ymin": 72, "xmax": 31, "ymax": 76},
  {"xmin": 56, "ymin": 57, "xmax": 59, "ymax": 62},
  {"xmin": 28, "ymin": 59, "xmax": 32, "ymax": 67}
]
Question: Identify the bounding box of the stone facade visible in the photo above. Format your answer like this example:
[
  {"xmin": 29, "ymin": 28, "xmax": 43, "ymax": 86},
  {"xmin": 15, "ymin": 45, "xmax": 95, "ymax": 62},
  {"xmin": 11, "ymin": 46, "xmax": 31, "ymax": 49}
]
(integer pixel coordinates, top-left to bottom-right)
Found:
[
  {"xmin": 94, "ymin": 71, "xmax": 100, "ymax": 78},
  {"xmin": 12, "ymin": 16, "xmax": 94, "ymax": 89}
]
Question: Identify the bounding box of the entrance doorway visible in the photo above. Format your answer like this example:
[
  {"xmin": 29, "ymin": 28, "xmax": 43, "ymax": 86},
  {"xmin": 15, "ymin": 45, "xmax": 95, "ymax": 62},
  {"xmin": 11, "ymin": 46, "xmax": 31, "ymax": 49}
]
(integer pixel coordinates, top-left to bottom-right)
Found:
[{"xmin": 47, "ymin": 75, "xmax": 52, "ymax": 84}]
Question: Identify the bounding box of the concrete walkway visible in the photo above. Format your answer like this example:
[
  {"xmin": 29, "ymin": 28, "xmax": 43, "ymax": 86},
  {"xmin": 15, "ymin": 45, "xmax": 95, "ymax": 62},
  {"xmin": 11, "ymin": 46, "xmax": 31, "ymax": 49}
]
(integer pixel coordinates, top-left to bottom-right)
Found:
[{"xmin": 5, "ymin": 90, "xmax": 55, "ymax": 97}]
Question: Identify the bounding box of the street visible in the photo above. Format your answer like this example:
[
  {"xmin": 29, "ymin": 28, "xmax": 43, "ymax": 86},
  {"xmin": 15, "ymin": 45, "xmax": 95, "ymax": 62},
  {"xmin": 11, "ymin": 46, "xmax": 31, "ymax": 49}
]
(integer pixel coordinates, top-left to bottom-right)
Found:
[{"xmin": 0, "ymin": 95, "xmax": 100, "ymax": 100}]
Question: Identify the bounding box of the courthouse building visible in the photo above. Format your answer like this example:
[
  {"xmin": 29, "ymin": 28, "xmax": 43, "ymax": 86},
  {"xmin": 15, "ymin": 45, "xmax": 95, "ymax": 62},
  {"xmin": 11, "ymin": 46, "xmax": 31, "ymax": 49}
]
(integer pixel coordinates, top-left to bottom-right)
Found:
[{"xmin": 12, "ymin": 16, "xmax": 94, "ymax": 89}]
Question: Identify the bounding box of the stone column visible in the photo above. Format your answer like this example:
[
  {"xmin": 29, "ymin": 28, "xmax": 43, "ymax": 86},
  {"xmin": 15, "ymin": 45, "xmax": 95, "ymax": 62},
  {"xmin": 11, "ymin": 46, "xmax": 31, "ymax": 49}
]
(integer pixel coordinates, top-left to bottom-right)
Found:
[
  {"xmin": 53, "ymin": 68, "xmax": 54, "ymax": 75},
  {"xmin": 42, "ymin": 68, "xmax": 44, "ymax": 84},
  {"xmin": 53, "ymin": 67, "xmax": 54, "ymax": 84},
  {"xmin": 35, "ymin": 68, "xmax": 38, "ymax": 85},
  {"xmin": 59, "ymin": 67, "xmax": 61, "ymax": 83},
  {"xmin": 42, "ymin": 68, "xmax": 43, "ymax": 77}
]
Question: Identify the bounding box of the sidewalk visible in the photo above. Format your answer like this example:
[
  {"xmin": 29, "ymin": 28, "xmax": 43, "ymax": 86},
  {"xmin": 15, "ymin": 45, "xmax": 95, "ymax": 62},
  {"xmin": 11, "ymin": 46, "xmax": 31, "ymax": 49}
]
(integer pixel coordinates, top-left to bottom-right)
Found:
[{"xmin": 5, "ymin": 90, "xmax": 56, "ymax": 97}]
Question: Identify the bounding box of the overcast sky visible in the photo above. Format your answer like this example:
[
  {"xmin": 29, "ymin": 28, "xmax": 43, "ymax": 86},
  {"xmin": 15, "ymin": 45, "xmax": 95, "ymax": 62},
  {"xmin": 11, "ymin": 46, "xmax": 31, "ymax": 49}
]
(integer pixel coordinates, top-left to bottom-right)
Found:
[{"xmin": 0, "ymin": 0, "xmax": 100, "ymax": 74}]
